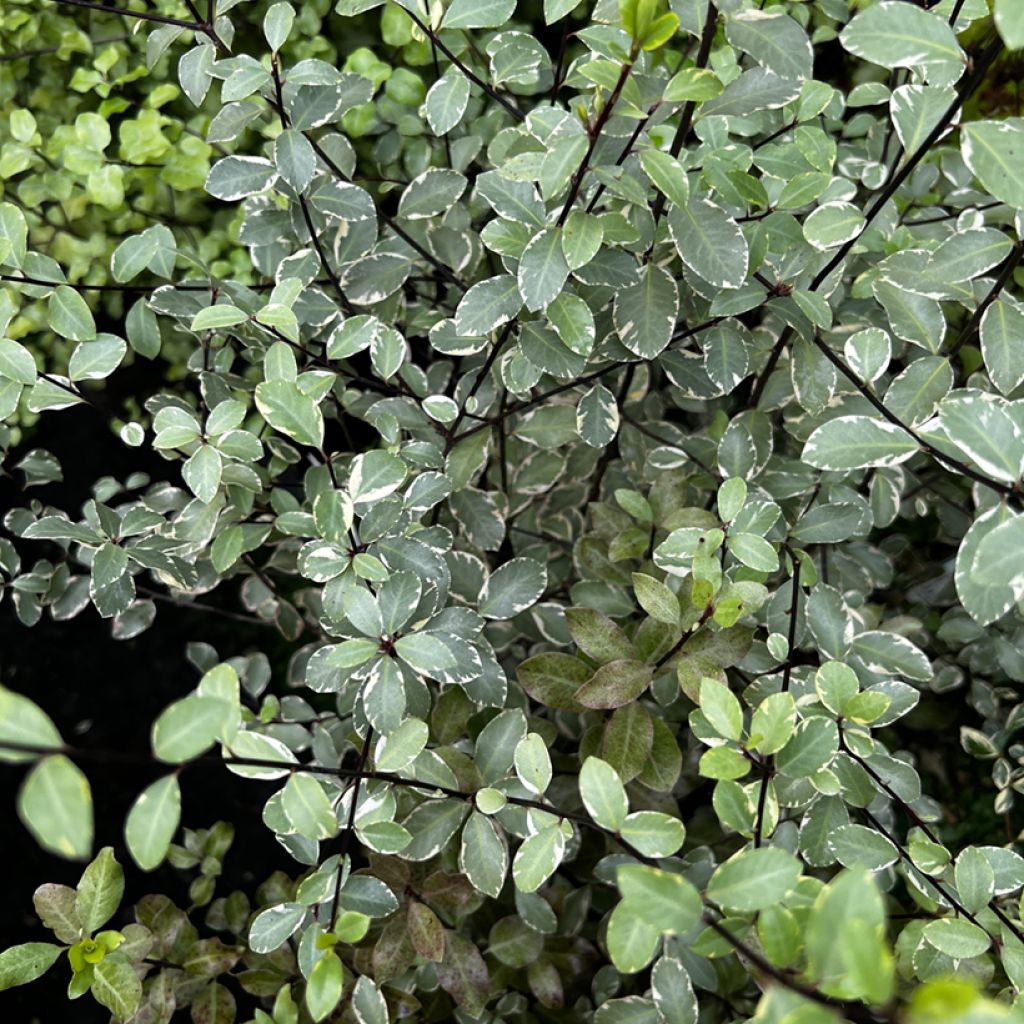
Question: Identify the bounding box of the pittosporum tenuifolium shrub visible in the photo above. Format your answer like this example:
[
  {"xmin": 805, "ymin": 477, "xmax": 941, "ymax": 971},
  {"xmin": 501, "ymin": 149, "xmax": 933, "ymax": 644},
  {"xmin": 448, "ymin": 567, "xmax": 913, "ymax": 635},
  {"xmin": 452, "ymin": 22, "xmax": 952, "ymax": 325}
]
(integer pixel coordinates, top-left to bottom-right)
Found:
[{"xmin": 4, "ymin": 0, "xmax": 1024, "ymax": 1021}]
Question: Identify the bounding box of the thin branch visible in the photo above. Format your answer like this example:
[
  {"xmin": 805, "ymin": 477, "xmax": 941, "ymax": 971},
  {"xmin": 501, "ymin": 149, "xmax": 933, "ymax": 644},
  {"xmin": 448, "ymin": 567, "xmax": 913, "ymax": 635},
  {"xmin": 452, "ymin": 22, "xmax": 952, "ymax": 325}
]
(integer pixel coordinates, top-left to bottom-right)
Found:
[
  {"xmin": 650, "ymin": 1, "xmax": 718, "ymax": 227},
  {"xmin": 754, "ymin": 555, "xmax": 801, "ymax": 847},
  {"xmin": 330, "ymin": 728, "xmax": 372, "ymax": 932},
  {"xmin": 49, "ymin": 0, "xmax": 203, "ymax": 30},
  {"xmin": 948, "ymin": 240, "xmax": 1024, "ymax": 358},
  {"xmin": 557, "ymin": 56, "xmax": 635, "ymax": 227}
]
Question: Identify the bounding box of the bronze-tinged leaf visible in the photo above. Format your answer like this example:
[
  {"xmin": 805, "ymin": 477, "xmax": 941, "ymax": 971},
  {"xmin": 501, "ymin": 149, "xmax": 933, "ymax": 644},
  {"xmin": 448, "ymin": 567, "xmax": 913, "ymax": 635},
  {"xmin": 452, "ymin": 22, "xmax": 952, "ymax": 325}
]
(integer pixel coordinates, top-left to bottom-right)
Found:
[
  {"xmin": 407, "ymin": 901, "xmax": 445, "ymax": 962},
  {"xmin": 574, "ymin": 661, "xmax": 653, "ymax": 710},
  {"xmin": 436, "ymin": 932, "xmax": 490, "ymax": 1017}
]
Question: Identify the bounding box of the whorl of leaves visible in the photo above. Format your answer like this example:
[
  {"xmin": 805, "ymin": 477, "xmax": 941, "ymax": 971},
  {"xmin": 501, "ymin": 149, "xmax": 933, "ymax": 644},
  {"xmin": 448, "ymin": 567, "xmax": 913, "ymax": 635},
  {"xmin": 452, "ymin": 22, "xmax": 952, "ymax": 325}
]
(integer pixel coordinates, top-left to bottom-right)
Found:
[{"xmin": 3, "ymin": 1, "xmax": 1024, "ymax": 1023}]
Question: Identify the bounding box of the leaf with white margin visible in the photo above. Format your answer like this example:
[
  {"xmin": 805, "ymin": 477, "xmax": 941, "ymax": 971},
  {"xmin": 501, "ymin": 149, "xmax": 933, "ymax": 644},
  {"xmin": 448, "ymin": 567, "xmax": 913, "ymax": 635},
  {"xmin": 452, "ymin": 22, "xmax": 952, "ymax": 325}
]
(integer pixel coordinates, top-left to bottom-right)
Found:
[
  {"xmin": 613, "ymin": 264, "xmax": 679, "ymax": 358},
  {"xmin": 576, "ymin": 383, "xmax": 619, "ymax": 448},
  {"xmin": 398, "ymin": 168, "xmax": 468, "ymax": 220},
  {"xmin": 849, "ymin": 630, "xmax": 931, "ymax": 682},
  {"xmin": 426, "ymin": 66, "xmax": 470, "ymax": 135},
  {"xmin": 803, "ymin": 415, "xmax": 918, "ymax": 470},
  {"xmin": 981, "ymin": 299, "xmax": 1024, "ymax": 396},
  {"xmin": 669, "ymin": 199, "xmax": 748, "ymax": 290},
  {"xmin": 460, "ymin": 810, "xmax": 508, "ymax": 898},
  {"xmin": 969, "ymin": 513, "xmax": 1024, "ymax": 610},
  {"xmin": 512, "ymin": 824, "xmax": 565, "ymax": 893},
  {"xmin": 249, "ymin": 902, "xmax": 306, "ymax": 953},
  {"xmin": 957, "ymin": 505, "xmax": 1017, "ymax": 626},
  {"xmin": 479, "ymin": 557, "xmax": 547, "ymax": 619},
  {"xmin": 840, "ymin": 2, "xmax": 964, "ymax": 85},
  {"xmin": 725, "ymin": 10, "xmax": 812, "ymax": 81},
  {"xmin": 962, "ymin": 120, "xmax": 1024, "ymax": 212},
  {"xmin": 803, "ymin": 201, "xmax": 865, "ymax": 251},
  {"xmin": 455, "ymin": 275, "xmax": 522, "ymax": 336},
  {"xmin": 205, "ymin": 156, "xmax": 277, "ymax": 200},
  {"xmin": 518, "ymin": 227, "xmax": 569, "ymax": 312},
  {"xmin": 579, "ymin": 756, "xmax": 627, "ymax": 831},
  {"xmin": 937, "ymin": 391, "xmax": 1024, "ymax": 482}
]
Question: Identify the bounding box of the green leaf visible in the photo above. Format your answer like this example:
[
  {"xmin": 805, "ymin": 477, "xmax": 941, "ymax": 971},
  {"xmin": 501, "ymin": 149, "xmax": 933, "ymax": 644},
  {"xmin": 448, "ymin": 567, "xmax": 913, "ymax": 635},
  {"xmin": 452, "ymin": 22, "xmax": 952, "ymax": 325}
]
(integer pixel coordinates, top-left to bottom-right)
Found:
[
  {"xmin": 850, "ymin": 631, "xmax": 931, "ymax": 681},
  {"xmin": 579, "ymin": 756, "xmax": 628, "ymax": 830},
  {"xmin": 980, "ymin": 299, "xmax": 1024, "ymax": 396},
  {"xmin": 249, "ymin": 903, "xmax": 306, "ymax": 953},
  {"xmin": 91, "ymin": 954, "xmax": 142, "ymax": 1019},
  {"xmin": 398, "ymin": 168, "xmax": 467, "ymax": 220},
  {"xmin": 519, "ymin": 228, "xmax": 570, "ymax": 315},
  {"xmin": 803, "ymin": 201, "xmax": 865, "ymax": 251},
  {"xmin": 699, "ymin": 678, "xmax": 742, "ymax": 741},
  {"xmin": 0, "ymin": 339, "xmax": 37, "ymax": 385},
  {"xmin": 996, "ymin": 0, "xmax": 1024, "ymax": 49},
  {"xmin": 613, "ymin": 264, "xmax": 679, "ymax": 358},
  {"xmin": 776, "ymin": 717, "xmax": 839, "ymax": 778},
  {"xmin": 0, "ymin": 943, "xmax": 61, "ymax": 991},
  {"xmin": 577, "ymin": 383, "xmax": 620, "ymax": 448},
  {"xmin": 651, "ymin": 957, "xmax": 698, "ymax": 1024},
  {"xmin": 0, "ymin": 203, "xmax": 28, "ymax": 268},
  {"xmin": 349, "ymin": 449, "xmax": 407, "ymax": 503},
  {"xmin": 663, "ymin": 67, "xmax": 723, "ymax": 102},
  {"xmin": 512, "ymin": 824, "xmax": 565, "ymax": 893},
  {"xmin": 426, "ymin": 67, "xmax": 471, "ymax": 135},
  {"xmin": 707, "ymin": 847, "xmax": 801, "ymax": 912},
  {"xmin": 281, "ymin": 772, "xmax": 337, "ymax": 840},
  {"xmin": 255, "ymin": 379, "xmax": 324, "ymax": 448},
  {"xmin": 605, "ymin": 901, "xmax": 660, "ymax": 973},
  {"xmin": 829, "ymin": 824, "xmax": 898, "ymax": 870},
  {"xmin": 151, "ymin": 695, "xmax": 237, "ymax": 763},
  {"xmin": 206, "ymin": 156, "xmax": 277, "ymax": 201},
  {"xmin": 840, "ymin": 2, "xmax": 963, "ymax": 83},
  {"xmin": 75, "ymin": 847, "xmax": 124, "ymax": 933},
  {"xmin": 669, "ymin": 199, "xmax": 748, "ymax": 290},
  {"xmin": 632, "ymin": 573, "xmax": 679, "ymax": 626},
  {"xmin": 617, "ymin": 865, "xmax": 702, "ymax": 934},
  {"xmin": 32, "ymin": 885, "xmax": 82, "ymax": 944},
  {"xmin": 275, "ymin": 129, "xmax": 316, "ymax": 193},
  {"xmin": 638, "ymin": 149, "xmax": 689, "ymax": 209},
  {"xmin": 923, "ymin": 918, "xmax": 991, "ymax": 959},
  {"xmin": 394, "ymin": 633, "xmax": 456, "ymax": 675},
  {"xmin": 460, "ymin": 811, "xmax": 508, "ymax": 898},
  {"xmin": 48, "ymin": 286, "xmax": 96, "ymax": 342},
  {"xmin": 306, "ymin": 950, "xmax": 344, "ymax": 1022},
  {"xmin": 183, "ymin": 444, "xmax": 222, "ymax": 504},
  {"xmin": 17, "ymin": 755, "xmax": 93, "ymax": 861},
  {"xmin": 454, "ymin": 275, "xmax": 522, "ymax": 336},
  {"xmin": 124, "ymin": 775, "xmax": 181, "ymax": 871},
  {"xmin": 514, "ymin": 733, "xmax": 552, "ymax": 795},
  {"xmin": 441, "ymin": 0, "xmax": 515, "ymax": 30},
  {"xmin": 376, "ymin": 718, "xmax": 429, "ymax": 772},
  {"xmin": 480, "ymin": 557, "xmax": 547, "ymax": 619},
  {"xmin": 0, "ymin": 685, "xmax": 62, "ymax": 763},
  {"xmin": 619, "ymin": 811, "xmax": 685, "ymax": 858},
  {"xmin": 264, "ymin": 1, "xmax": 295, "ymax": 50},
  {"xmin": 803, "ymin": 415, "xmax": 919, "ymax": 470},
  {"xmin": 955, "ymin": 847, "xmax": 995, "ymax": 914},
  {"xmin": 69, "ymin": 334, "xmax": 126, "ymax": 382},
  {"xmin": 561, "ymin": 210, "xmax": 604, "ymax": 270},
  {"xmin": 725, "ymin": 10, "xmax": 812, "ymax": 81},
  {"xmin": 352, "ymin": 976, "xmax": 389, "ymax": 1024},
  {"xmin": 937, "ymin": 391, "xmax": 1024, "ymax": 484}
]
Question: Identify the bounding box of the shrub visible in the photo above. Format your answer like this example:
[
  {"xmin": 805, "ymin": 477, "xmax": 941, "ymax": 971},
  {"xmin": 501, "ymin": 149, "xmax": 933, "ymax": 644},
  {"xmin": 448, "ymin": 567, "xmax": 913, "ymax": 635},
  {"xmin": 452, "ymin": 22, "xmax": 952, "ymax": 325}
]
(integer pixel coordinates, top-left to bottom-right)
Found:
[{"xmin": 3, "ymin": 0, "xmax": 1024, "ymax": 1022}]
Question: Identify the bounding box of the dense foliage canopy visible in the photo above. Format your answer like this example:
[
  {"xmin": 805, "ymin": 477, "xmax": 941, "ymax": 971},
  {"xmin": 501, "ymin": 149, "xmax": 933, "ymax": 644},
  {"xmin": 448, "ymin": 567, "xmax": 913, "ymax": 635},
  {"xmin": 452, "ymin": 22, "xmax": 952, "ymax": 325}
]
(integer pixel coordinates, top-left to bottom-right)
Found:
[{"xmin": 4, "ymin": 0, "xmax": 1024, "ymax": 1022}]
